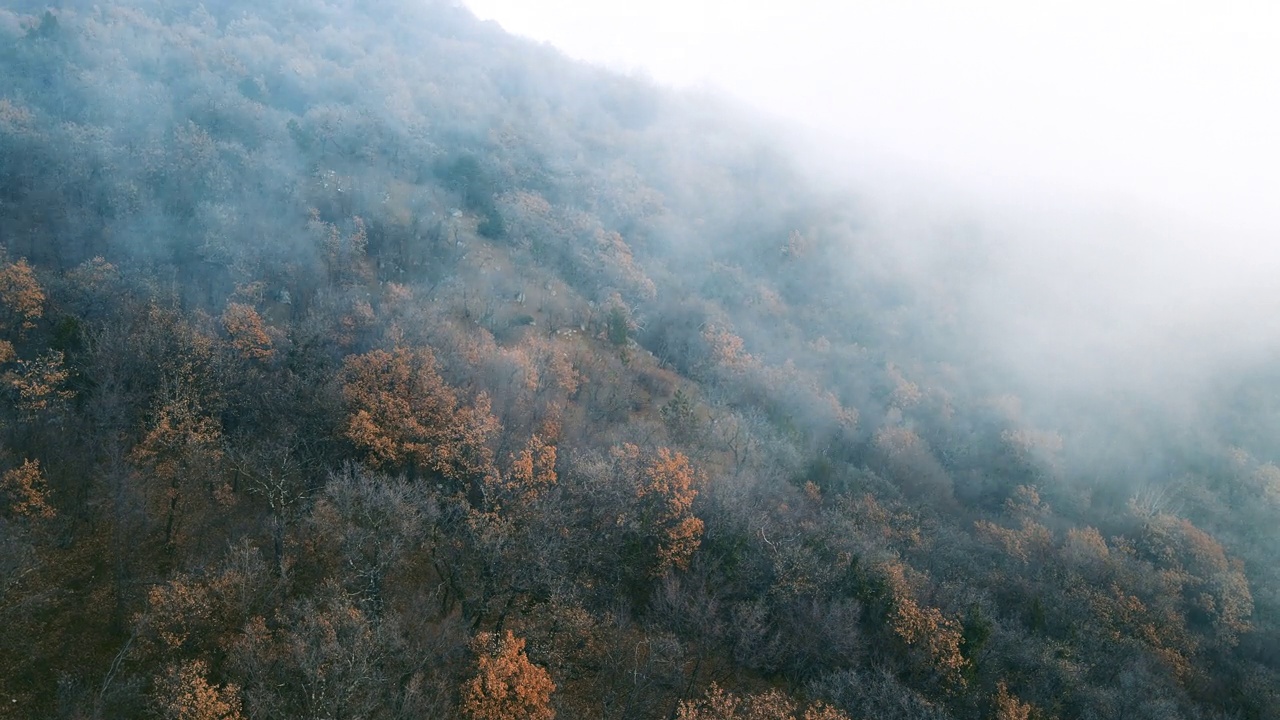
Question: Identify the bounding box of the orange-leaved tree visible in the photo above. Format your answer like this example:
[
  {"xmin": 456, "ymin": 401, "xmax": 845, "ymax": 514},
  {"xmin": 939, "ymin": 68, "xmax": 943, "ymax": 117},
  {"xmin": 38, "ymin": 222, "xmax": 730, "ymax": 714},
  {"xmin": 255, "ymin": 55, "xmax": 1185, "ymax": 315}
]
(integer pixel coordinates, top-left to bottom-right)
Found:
[
  {"xmin": 341, "ymin": 347, "xmax": 499, "ymax": 488},
  {"xmin": 992, "ymin": 681, "xmax": 1035, "ymax": 720},
  {"xmin": 1, "ymin": 459, "xmax": 54, "ymax": 519},
  {"xmin": 871, "ymin": 560, "xmax": 969, "ymax": 690},
  {"xmin": 220, "ymin": 303, "xmax": 275, "ymax": 362},
  {"xmin": 153, "ymin": 659, "xmax": 243, "ymax": 720},
  {"xmin": 486, "ymin": 434, "xmax": 557, "ymax": 513},
  {"xmin": 0, "ymin": 249, "xmax": 56, "ymax": 409},
  {"xmin": 609, "ymin": 444, "xmax": 705, "ymax": 576},
  {"xmin": 130, "ymin": 381, "xmax": 226, "ymax": 550},
  {"xmin": 0, "ymin": 250, "xmax": 44, "ymax": 338},
  {"xmin": 676, "ymin": 683, "xmax": 851, "ymax": 720},
  {"xmin": 461, "ymin": 630, "xmax": 555, "ymax": 720}
]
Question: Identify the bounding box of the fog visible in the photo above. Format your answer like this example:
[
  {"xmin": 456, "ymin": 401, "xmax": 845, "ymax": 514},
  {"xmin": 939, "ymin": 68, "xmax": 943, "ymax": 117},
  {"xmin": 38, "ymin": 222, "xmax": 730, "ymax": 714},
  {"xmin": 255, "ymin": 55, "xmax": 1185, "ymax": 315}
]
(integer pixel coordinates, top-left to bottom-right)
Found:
[
  {"xmin": 465, "ymin": 1, "xmax": 1280, "ymax": 224},
  {"xmin": 5, "ymin": 3, "xmax": 1280, "ymax": 715},
  {"xmin": 467, "ymin": 0, "xmax": 1280, "ymax": 405}
]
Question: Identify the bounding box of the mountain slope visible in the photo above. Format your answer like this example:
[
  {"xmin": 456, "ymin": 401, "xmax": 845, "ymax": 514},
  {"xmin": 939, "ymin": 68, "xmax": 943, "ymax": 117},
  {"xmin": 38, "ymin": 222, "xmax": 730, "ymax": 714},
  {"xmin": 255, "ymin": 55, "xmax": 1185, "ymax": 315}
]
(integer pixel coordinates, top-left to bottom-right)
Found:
[{"xmin": 0, "ymin": 2, "xmax": 1277, "ymax": 719}]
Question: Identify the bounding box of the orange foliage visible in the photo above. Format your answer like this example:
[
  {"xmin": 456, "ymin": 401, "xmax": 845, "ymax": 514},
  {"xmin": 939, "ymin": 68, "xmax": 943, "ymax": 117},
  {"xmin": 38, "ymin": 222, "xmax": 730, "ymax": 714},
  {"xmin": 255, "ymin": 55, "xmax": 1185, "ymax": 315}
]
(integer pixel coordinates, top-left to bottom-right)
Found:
[
  {"xmin": 975, "ymin": 518, "xmax": 1053, "ymax": 565},
  {"xmin": 1137, "ymin": 513, "xmax": 1253, "ymax": 644},
  {"xmin": 7, "ymin": 351, "xmax": 73, "ymax": 414},
  {"xmin": 993, "ymin": 682, "xmax": 1034, "ymax": 720},
  {"xmin": 1004, "ymin": 485, "xmax": 1049, "ymax": 519},
  {"xmin": 462, "ymin": 630, "xmax": 556, "ymax": 720},
  {"xmin": 611, "ymin": 444, "xmax": 706, "ymax": 574},
  {"xmin": 143, "ymin": 577, "xmax": 215, "ymax": 652},
  {"xmin": 130, "ymin": 382, "xmax": 226, "ymax": 548},
  {"xmin": 593, "ymin": 228, "xmax": 656, "ymax": 301},
  {"xmin": 885, "ymin": 363, "xmax": 922, "ymax": 409},
  {"xmin": 842, "ymin": 493, "xmax": 923, "ymax": 547},
  {"xmin": 153, "ymin": 660, "xmax": 243, "ymax": 720},
  {"xmin": 527, "ymin": 335, "xmax": 581, "ymax": 397},
  {"xmin": 702, "ymin": 325, "xmax": 752, "ymax": 372},
  {"xmin": 341, "ymin": 347, "xmax": 499, "ymax": 485},
  {"xmin": 490, "ymin": 435, "xmax": 557, "ymax": 510},
  {"xmin": 131, "ymin": 389, "xmax": 224, "ymax": 482},
  {"xmin": 1, "ymin": 459, "xmax": 54, "ymax": 519},
  {"xmin": 676, "ymin": 683, "xmax": 851, "ymax": 720},
  {"xmin": 221, "ymin": 303, "xmax": 275, "ymax": 362},
  {"xmin": 1076, "ymin": 582, "xmax": 1194, "ymax": 681},
  {"xmin": 0, "ymin": 255, "xmax": 44, "ymax": 334},
  {"xmin": 879, "ymin": 561, "xmax": 969, "ymax": 688},
  {"xmin": 1063, "ymin": 526, "xmax": 1111, "ymax": 570}
]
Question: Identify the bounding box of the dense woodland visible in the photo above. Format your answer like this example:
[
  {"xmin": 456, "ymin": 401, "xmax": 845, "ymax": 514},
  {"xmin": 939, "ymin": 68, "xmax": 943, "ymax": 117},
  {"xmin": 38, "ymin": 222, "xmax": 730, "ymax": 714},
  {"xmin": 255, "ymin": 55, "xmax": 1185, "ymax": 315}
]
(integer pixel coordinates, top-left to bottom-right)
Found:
[{"xmin": 1, "ymin": 2, "xmax": 1279, "ymax": 718}]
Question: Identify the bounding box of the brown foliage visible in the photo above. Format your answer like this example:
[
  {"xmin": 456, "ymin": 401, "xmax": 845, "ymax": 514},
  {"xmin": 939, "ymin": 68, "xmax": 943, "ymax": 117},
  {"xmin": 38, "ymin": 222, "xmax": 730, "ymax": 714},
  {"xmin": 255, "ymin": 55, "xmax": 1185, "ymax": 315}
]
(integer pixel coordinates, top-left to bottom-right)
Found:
[
  {"xmin": 462, "ymin": 630, "xmax": 555, "ymax": 720},
  {"xmin": 0, "ymin": 254, "xmax": 44, "ymax": 334},
  {"xmin": 341, "ymin": 347, "xmax": 500, "ymax": 485},
  {"xmin": 993, "ymin": 681, "xmax": 1034, "ymax": 720},
  {"xmin": 130, "ymin": 382, "xmax": 226, "ymax": 548},
  {"xmin": 610, "ymin": 444, "xmax": 706, "ymax": 574},
  {"xmin": 221, "ymin": 303, "xmax": 275, "ymax": 362},
  {"xmin": 1, "ymin": 459, "xmax": 54, "ymax": 519},
  {"xmin": 878, "ymin": 561, "xmax": 969, "ymax": 689},
  {"xmin": 1136, "ymin": 513, "xmax": 1253, "ymax": 645},
  {"xmin": 703, "ymin": 324, "xmax": 753, "ymax": 373},
  {"xmin": 676, "ymin": 683, "xmax": 851, "ymax": 720},
  {"xmin": 873, "ymin": 425, "xmax": 952, "ymax": 499},
  {"xmin": 490, "ymin": 434, "xmax": 557, "ymax": 510},
  {"xmin": 6, "ymin": 350, "xmax": 73, "ymax": 414},
  {"xmin": 975, "ymin": 518, "xmax": 1053, "ymax": 565},
  {"xmin": 153, "ymin": 660, "xmax": 243, "ymax": 720}
]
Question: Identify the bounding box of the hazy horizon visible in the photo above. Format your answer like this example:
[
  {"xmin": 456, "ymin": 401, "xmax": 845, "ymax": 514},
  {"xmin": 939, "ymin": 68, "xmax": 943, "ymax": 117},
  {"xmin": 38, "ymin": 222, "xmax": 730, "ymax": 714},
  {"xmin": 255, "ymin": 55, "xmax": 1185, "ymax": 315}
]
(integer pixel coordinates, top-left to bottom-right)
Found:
[
  {"xmin": 465, "ymin": 1, "xmax": 1280, "ymax": 233},
  {"xmin": 465, "ymin": 0, "xmax": 1280, "ymax": 406}
]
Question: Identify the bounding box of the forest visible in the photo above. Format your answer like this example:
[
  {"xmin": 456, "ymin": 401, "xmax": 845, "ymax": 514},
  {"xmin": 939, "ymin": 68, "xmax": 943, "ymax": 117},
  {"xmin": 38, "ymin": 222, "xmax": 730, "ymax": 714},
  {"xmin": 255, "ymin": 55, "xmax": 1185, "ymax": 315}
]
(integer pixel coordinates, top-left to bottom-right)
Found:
[{"xmin": 1, "ymin": 1, "xmax": 1278, "ymax": 718}]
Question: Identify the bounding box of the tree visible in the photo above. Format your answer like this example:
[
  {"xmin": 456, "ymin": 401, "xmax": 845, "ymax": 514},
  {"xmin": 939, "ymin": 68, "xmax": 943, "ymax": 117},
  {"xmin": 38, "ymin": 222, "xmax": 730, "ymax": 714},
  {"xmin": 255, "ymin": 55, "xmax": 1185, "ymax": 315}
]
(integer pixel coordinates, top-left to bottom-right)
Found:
[
  {"xmin": 5, "ymin": 350, "xmax": 72, "ymax": 416},
  {"xmin": 1133, "ymin": 512, "xmax": 1253, "ymax": 647},
  {"xmin": 340, "ymin": 347, "xmax": 499, "ymax": 488},
  {"xmin": 221, "ymin": 303, "xmax": 275, "ymax": 362},
  {"xmin": 608, "ymin": 444, "xmax": 706, "ymax": 576},
  {"xmin": 130, "ymin": 380, "xmax": 226, "ymax": 550},
  {"xmin": 1, "ymin": 459, "xmax": 53, "ymax": 519},
  {"xmin": 0, "ymin": 251, "xmax": 44, "ymax": 336},
  {"xmin": 870, "ymin": 560, "xmax": 969, "ymax": 690},
  {"xmin": 676, "ymin": 683, "xmax": 852, "ymax": 720},
  {"xmin": 992, "ymin": 682, "xmax": 1034, "ymax": 720},
  {"xmin": 153, "ymin": 660, "xmax": 243, "ymax": 720},
  {"xmin": 231, "ymin": 594, "xmax": 392, "ymax": 720},
  {"xmin": 461, "ymin": 630, "xmax": 555, "ymax": 720},
  {"xmin": 487, "ymin": 434, "xmax": 557, "ymax": 512}
]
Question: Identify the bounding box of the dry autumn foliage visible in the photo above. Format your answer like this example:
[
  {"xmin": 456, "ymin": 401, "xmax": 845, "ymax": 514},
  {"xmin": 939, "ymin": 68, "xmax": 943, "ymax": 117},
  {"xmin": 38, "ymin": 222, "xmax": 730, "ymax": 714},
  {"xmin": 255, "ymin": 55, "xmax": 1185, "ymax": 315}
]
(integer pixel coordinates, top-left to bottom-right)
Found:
[
  {"xmin": 610, "ymin": 443, "xmax": 706, "ymax": 575},
  {"xmin": 676, "ymin": 683, "xmax": 851, "ymax": 720},
  {"xmin": 7, "ymin": 350, "xmax": 73, "ymax": 415},
  {"xmin": 153, "ymin": 660, "xmax": 243, "ymax": 720},
  {"xmin": 130, "ymin": 382, "xmax": 226, "ymax": 547},
  {"xmin": 877, "ymin": 560, "xmax": 969, "ymax": 689},
  {"xmin": 993, "ymin": 681, "xmax": 1035, "ymax": 720},
  {"xmin": 0, "ymin": 253, "xmax": 44, "ymax": 335},
  {"xmin": 1, "ymin": 459, "xmax": 54, "ymax": 519},
  {"xmin": 221, "ymin": 303, "xmax": 275, "ymax": 362},
  {"xmin": 488, "ymin": 434, "xmax": 557, "ymax": 510},
  {"xmin": 340, "ymin": 346, "xmax": 500, "ymax": 485},
  {"xmin": 461, "ymin": 630, "xmax": 556, "ymax": 720}
]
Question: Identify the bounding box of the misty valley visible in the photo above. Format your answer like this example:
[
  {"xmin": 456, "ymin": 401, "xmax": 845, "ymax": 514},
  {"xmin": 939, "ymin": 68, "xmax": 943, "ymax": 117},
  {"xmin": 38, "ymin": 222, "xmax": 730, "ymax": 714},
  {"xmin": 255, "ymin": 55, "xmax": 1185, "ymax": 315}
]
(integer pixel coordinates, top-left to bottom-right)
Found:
[{"xmin": 0, "ymin": 2, "xmax": 1278, "ymax": 719}]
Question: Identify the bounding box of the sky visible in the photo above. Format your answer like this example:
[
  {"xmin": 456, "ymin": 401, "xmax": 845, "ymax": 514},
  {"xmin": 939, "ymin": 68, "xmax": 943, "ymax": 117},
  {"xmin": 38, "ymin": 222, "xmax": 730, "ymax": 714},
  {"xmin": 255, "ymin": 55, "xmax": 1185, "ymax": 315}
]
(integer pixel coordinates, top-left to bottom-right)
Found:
[{"xmin": 464, "ymin": 0, "xmax": 1280, "ymax": 234}]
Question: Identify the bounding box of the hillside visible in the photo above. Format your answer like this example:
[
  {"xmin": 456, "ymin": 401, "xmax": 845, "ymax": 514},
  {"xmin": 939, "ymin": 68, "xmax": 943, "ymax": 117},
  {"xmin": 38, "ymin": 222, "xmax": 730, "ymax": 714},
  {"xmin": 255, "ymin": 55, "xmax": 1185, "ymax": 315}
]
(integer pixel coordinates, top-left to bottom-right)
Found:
[{"xmin": 1, "ymin": 2, "xmax": 1278, "ymax": 718}]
